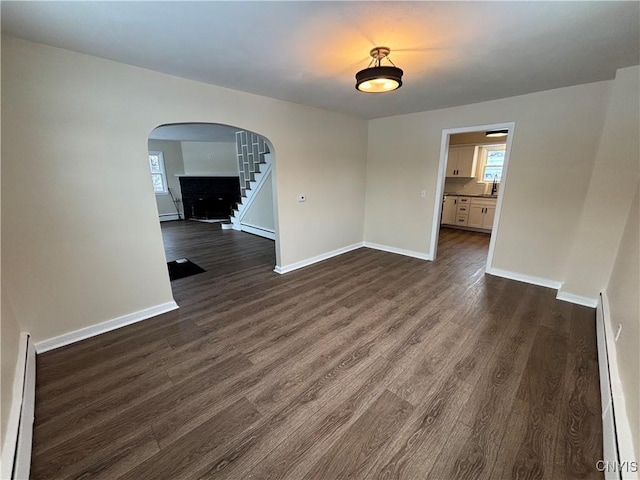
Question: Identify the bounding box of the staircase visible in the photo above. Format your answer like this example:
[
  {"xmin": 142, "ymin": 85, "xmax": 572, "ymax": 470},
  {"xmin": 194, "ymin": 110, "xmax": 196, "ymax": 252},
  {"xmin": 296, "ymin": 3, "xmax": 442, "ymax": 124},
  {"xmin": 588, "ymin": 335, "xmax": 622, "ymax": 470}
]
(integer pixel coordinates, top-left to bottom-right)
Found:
[{"xmin": 227, "ymin": 131, "xmax": 275, "ymax": 240}]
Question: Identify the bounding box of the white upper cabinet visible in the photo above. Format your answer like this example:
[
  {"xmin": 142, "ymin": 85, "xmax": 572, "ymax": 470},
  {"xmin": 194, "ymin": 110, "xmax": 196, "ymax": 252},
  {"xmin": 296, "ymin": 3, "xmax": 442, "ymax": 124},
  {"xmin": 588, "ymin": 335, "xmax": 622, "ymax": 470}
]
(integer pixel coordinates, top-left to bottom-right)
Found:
[{"xmin": 446, "ymin": 146, "xmax": 478, "ymax": 177}]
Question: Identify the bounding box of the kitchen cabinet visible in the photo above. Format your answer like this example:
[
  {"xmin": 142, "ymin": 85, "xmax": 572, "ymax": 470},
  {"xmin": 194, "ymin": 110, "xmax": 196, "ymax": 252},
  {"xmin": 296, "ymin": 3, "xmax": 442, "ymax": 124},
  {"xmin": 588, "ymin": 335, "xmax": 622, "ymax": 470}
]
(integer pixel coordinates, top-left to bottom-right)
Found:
[
  {"xmin": 441, "ymin": 195, "xmax": 457, "ymax": 224},
  {"xmin": 446, "ymin": 146, "xmax": 478, "ymax": 177},
  {"xmin": 455, "ymin": 196, "xmax": 470, "ymax": 226},
  {"xmin": 441, "ymin": 195, "xmax": 497, "ymax": 231},
  {"xmin": 468, "ymin": 198, "xmax": 496, "ymax": 229},
  {"xmin": 441, "ymin": 195, "xmax": 471, "ymax": 226}
]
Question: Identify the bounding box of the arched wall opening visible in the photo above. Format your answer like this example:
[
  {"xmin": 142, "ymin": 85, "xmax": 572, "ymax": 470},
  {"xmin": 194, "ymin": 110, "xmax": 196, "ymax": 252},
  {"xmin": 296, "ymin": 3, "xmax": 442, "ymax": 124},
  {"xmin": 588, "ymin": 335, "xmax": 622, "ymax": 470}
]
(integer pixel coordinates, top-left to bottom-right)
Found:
[{"xmin": 146, "ymin": 122, "xmax": 279, "ymax": 273}]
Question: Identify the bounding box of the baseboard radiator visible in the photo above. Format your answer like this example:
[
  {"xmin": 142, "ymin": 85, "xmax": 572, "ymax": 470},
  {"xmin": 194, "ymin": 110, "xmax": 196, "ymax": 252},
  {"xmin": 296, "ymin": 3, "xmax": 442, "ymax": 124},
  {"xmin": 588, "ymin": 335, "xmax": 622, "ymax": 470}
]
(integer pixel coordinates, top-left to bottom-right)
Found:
[
  {"xmin": 1, "ymin": 333, "xmax": 36, "ymax": 479},
  {"xmin": 596, "ymin": 293, "xmax": 638, "ymax": 480},
  {"xmin": 159, "ymin": 213, "xmax": 181, "ymax": 222}
]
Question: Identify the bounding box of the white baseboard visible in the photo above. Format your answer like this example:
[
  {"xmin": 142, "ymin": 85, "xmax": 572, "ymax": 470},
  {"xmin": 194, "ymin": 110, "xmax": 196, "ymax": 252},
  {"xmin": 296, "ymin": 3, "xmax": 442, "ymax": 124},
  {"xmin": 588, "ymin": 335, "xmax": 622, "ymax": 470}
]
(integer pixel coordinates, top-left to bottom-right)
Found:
[
  {"xmin": 556, "ymin": 290, "xmax": 598, "ymax": 308},
  {"xmin": 599, "ymin": 292, "xmax": 639, "ymax": 479},
  {"xmin": 1, "ymin": 332, "xmax": 35, "ymax": 480},
  {"xmin": 486, "ymin": 269, "xmax": 597, "ymax": 307},
  {"xmin": 34, "ymin": 301, "xmax": 179, "ymax": 353},
  {"xmin": 485, "ymin": 267, "xmax": 562, "ymax": 290},
  {"xmin": 362, "ymin": 242, "xmax": 433, "ymax": 261},
  {"xmin": 274, "ymin": 243, "xmax": 363, "ymax": 274},
  {"xmin": 159, "ymin": 213, "xmax": 181, "ymax": 222},
  {"xmin": 240, "ymin": 223, "xmax": 276, "ymax": 240}
]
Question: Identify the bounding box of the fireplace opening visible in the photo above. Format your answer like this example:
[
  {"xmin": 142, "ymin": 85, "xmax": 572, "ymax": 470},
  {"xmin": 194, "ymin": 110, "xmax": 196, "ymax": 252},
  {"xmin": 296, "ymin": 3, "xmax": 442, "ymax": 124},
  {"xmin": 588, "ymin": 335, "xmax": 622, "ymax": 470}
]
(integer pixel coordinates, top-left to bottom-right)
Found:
[{"xmin": 179, "ymin": 176, "xmax": 241, "ymax": 221}]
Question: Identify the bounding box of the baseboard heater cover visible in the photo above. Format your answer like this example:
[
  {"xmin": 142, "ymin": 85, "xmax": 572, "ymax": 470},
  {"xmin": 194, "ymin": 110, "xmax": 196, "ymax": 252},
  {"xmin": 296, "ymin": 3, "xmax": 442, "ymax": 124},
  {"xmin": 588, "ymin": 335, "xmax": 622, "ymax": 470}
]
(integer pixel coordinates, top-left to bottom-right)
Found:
[
  {"xmin": 159, "ymin": 213, "xmax": 181, "ymax": 222},
  {"xmin": 1, "ymin": 332, "xmax": 36, "ymax": 480},
  {"xmin": 239, "ymin": 223, "xmax": 276, "ymax": 240},
  {"xmin": 597, "ymin": 293, "xmax": 639, "ymax": 480}
]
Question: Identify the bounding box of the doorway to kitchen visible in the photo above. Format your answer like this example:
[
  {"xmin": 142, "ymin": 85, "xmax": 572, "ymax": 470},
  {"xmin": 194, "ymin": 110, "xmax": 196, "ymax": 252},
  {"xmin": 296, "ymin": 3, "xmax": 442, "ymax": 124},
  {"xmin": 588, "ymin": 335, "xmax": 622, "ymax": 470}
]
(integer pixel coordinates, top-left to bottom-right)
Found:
[{"xmin": 429, "ymin": 123, "xmax": 515, "ymax": 272}]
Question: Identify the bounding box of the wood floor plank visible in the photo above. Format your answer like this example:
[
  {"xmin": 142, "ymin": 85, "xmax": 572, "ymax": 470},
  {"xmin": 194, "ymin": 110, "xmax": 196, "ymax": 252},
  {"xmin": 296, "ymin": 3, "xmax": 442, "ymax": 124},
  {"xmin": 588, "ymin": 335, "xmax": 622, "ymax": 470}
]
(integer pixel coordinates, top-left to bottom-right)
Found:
[
  {"xmin": 368, "ymin": 370, "xmax": 475, "ymax": 479},
  {"xmin": 31, "ymin": 426, "xmax": 160, "ymax": 480},
  {"xmin": 243, "ymin": 357, "xmax": 397, "ymax": 480},
  {"xmin": 554, "ymin": 353, "xmax": 603, "ymax": 479},
  {"xmin": 428, "ymin": 419, "xmax": 501, "ymax": 480},
  {"xmin": 569, "ymin": 304, "xmax": 600, "ymax": 363},
  {"xmin": 150, "ymin": 290, "xmax": 416, "ymax": 448},
  {"xmin": 442, "ymin": 285, "xmax": 543, "ymax": 480},
  {"xmin": 163, "ymin": 289, "xmax": 397, "ymax": 430},
  {"xmin": 29, "ymin": 223, "xmax": 603, "ymax": 479},
  {"xmin": 516, "ymin": 324, "xmax": 569, "ymax": 416},
  {"xmin": 33, "ymin": 367, "xmax": 173, "ymax": 455},
  {"xmin": 551, "ymin": 303, "xmax": 602, "ymax": 479},
  {"xmin": 386, "ymin": 312, "xmax": 472, "ymax": 406},
  {"xmin": 182, "ymin": 353, "xmax": 395, "ymax": 479},
  {"xmin": 35, "ymin": 338, "xmax": 176, "ymax": 421},
  {"xmin": 485, "ymin": 323, "xmax": 571, "ymax": 479},
  {"xmin": 491, "ymin": 399, "xmax": 559, "ymax": 480},
  {"xmin": 302, "ymin": 389, "xmax": 414, "ymax": 480},
  {"xmin": 33, "ymin": 351, "xmax": 254, "ymax": 463},
  {"xmin": 122, "ymin": 397, "xmax": 262, "ymax": 480}
]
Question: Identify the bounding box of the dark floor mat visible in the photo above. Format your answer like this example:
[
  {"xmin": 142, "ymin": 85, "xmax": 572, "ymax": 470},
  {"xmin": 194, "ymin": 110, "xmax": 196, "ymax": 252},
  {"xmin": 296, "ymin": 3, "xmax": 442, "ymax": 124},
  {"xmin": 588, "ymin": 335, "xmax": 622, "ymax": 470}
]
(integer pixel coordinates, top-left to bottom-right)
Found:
[{"xmin": 167, "ymin": 258, "xmax": 206, "ymax": 281}]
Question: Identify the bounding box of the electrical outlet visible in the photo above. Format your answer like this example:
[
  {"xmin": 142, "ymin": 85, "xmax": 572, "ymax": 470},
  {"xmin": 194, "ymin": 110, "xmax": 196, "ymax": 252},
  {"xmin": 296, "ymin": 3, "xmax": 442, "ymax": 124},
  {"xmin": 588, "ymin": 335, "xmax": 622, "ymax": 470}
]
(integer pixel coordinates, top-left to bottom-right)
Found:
[{"xmin": 615, "ymin": 324, "xmax": 622, "ymax": 341}]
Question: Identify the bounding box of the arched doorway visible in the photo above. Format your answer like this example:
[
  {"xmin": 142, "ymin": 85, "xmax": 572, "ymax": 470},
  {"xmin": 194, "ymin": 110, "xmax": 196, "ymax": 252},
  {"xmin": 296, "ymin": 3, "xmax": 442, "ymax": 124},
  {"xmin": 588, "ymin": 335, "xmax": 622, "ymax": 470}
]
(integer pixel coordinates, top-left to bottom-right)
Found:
[{"xmin": 146, "ymin": 122, "xmax": 278, "ymax": 281}]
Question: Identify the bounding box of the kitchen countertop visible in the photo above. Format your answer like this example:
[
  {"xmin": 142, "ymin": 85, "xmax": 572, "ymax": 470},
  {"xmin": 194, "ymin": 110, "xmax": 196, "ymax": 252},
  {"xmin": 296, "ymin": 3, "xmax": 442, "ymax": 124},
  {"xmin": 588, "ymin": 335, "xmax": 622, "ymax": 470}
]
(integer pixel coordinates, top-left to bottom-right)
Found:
[{"xmin": 443, "ymin": 193, "xmax": 497, "ymax": 198}]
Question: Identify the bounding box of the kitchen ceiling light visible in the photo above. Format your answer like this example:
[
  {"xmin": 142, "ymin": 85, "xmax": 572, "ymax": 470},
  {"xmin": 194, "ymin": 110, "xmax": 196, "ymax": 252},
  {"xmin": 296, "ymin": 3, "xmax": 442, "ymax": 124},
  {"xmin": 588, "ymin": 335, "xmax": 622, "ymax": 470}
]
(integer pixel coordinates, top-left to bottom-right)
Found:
[
  {"xmin": 485, "ymin": 129, "xmax": 509, "ymax": 137},
  {"xmin": 355, "ymin": 47, "xmax": 403, "ymax": 93}
]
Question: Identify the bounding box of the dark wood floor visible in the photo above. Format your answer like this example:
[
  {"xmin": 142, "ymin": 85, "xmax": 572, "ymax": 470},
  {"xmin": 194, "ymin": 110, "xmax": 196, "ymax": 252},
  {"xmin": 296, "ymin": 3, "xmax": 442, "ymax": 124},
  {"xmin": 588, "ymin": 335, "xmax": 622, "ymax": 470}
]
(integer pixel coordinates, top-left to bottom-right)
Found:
[{"xmin": 31, "ymin": 222, "xmax": 603, "ymax": 479}]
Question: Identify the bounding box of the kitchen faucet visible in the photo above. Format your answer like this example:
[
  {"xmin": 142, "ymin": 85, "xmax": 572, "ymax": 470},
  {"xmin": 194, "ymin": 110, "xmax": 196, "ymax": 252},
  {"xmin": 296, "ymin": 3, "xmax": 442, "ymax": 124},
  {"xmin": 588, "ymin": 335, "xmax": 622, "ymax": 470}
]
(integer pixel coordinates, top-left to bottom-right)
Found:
[{"xmin": 491, "ymin": 175, "xmax": 498, "ymax": 196}]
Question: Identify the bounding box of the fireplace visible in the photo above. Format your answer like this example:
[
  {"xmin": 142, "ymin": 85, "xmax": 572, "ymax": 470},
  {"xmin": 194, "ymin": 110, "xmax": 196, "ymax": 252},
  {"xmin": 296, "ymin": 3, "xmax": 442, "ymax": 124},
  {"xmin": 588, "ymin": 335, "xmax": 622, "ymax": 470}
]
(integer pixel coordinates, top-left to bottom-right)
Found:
[{"xmin": 178, "ymin": 176, "xmax": 241, "ymax": 220}]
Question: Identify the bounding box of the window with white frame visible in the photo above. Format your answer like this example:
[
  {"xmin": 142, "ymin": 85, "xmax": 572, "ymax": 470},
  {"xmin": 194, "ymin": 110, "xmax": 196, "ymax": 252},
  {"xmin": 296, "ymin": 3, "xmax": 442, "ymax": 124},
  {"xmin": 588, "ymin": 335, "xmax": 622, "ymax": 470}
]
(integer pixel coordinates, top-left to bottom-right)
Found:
[
  {"xmin": 480, "ymin": 145, "xmax": 506, "ymax": 182},
  {"xmin": 148, "ymin": 151, "xmax": 168, "ymax": 194}
]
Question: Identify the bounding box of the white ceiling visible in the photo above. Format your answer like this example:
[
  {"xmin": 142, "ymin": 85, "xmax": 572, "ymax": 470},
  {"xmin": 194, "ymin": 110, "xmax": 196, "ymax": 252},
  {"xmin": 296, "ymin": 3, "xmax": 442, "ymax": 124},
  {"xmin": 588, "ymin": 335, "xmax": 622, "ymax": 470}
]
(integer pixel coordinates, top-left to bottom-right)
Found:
[
  {"xmin": 2, "ymin": 1, "xmax": 639, "ymax": 120},
  {"xmin": 149, "ymin": 123, "xmax": 240, "ymax": 143}
]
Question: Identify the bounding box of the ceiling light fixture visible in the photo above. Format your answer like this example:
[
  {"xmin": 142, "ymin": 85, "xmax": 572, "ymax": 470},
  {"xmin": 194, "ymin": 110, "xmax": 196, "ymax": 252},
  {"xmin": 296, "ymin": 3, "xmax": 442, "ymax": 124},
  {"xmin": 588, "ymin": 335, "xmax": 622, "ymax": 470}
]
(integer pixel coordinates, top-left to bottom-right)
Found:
[
  {"xmin": 485, "ymin": 129, "xmax": 509, "ymax": 137},
  {"xmin": 355, "ymin": 47, "xmax": 403, "ymax": 93}
]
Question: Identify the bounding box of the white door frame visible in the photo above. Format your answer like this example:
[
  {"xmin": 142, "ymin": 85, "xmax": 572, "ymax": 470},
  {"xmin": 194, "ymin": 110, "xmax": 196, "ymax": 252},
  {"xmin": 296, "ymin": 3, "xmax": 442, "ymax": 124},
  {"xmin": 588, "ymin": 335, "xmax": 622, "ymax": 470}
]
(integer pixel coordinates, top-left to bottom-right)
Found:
[{"xmin": 428, "ymin": 121, "xmax": 516, "ymax": 272}]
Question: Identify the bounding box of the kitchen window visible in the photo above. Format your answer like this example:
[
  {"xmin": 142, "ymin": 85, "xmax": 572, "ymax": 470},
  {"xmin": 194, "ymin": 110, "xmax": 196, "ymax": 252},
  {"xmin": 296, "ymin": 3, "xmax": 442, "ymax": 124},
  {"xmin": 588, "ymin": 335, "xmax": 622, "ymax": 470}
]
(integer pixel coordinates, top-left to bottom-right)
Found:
[
  {"xmin": 481, "ymin": 145, "xmax": 506, "ymax": 182},
  {"xmin": 149, "ymin": 151, "xmax": 168, "ymax": 194}
]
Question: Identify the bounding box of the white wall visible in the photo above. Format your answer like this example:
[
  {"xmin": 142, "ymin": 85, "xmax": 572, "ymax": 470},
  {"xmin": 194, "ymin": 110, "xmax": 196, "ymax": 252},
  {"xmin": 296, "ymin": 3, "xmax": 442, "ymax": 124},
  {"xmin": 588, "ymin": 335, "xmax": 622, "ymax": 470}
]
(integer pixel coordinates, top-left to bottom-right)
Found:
[
  {"xmin": 242, "ymin": 171, "xmax": 274, "ymax": 231},
  {"xmin": 1, "ymin": 36, "xmax": 367, "ymax": 344},
  {"xmin": 365, "ymin": 80, "xmax": 611, "ymax": 284},
  {"xmin": 561, "ymin": 66, "xmax": 640, "ymax": 301},
  {"xmin": 181, "ymin": 141, "xmax": 237, "ymax": 176},
  {"xmin": 605, "ymin": 182, "xmax": 639, "ymax": 462},
  {"xmin": 148, "ymin": 139, "xmax": 185, "ymax": 217}
]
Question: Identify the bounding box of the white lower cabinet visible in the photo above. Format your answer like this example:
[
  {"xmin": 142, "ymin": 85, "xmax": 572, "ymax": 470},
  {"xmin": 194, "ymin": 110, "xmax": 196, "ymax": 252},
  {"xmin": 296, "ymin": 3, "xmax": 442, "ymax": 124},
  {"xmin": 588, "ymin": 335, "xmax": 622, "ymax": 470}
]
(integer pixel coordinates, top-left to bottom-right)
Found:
[
  {"xmin": 441, "ymin": 195, "xmax": 497, "ymax": 230},
  {"xmin": 454, "ymin": 196, "xmax": 470, "ymax": 225},
  {"xmin": 483, "ymin": 206, "xmax": 496, "ymax": 229},
  {"xmin": 467, "ymin": 205, "xmax": 485, "ymax": 228},
  {"xmin": 467, "ymin": 198, "xmax": 496, "ymax": 229},
  {"xmin": 441, "ymin": 196, "xmax": 457, "ymax": 225}
]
